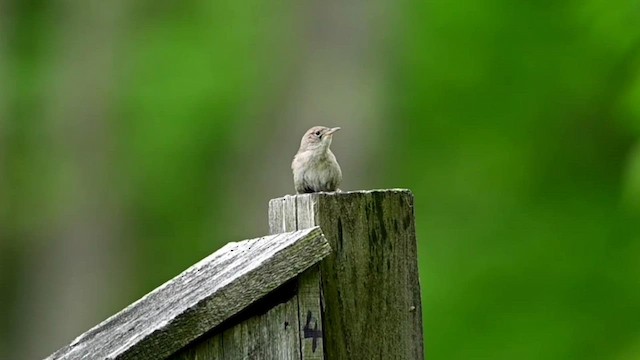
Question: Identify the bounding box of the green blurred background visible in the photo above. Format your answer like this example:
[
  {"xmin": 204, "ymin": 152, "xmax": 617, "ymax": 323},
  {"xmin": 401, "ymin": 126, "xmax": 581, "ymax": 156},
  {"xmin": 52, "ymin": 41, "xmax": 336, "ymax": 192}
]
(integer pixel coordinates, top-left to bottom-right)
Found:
[{"xmin": 2, "ymin": 0, "xmax": 640, "ymax": 359}]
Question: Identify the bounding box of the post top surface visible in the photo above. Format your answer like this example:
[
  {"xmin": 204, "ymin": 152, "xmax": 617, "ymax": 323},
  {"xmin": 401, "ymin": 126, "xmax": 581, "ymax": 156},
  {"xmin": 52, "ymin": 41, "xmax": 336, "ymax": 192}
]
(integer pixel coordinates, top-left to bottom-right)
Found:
[{"xmin": 270, "ymin": 188, "xmax": 413, "ymax": 202}]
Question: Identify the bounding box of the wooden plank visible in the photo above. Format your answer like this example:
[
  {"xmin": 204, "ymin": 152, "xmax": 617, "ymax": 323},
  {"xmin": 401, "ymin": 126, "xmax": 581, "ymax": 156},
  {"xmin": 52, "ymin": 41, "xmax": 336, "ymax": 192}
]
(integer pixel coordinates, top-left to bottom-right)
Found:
[
  {"xmin": 46, "ymin": 227, "xmax": 331, "ymax": 360},
  {"xmin": 269, "ymin": 195, "xmax": 299, "ymax": 233},
  {"xmin": 219, "ymin": 296, "xmax": 301, "ymax": 359},
  {"xmin": 262, "ymin": 298, "xmax": 302, "ymax": 359},
  {"xmin": 270, "ymin": 196, "xmax": 325, "ymax": 359},
  {"xmin": 216, "ymin": 283, "xmax": 302, "ymax": 360},
  {"xmin": 296, "ymin": 267, "xmax": 324, "ymax": 360},
  {"xmin": 170, "ymin": 332, "xmax": 223, "ymax": 360},
  {"xmin": 268, "ymin": 189, "xmax": 424, "ymax": 360},
  {"xmin": 173, "ymin": 280, "xmax": 302, "ymax": 360},
  {"xmin": 174, "ymin": 266, "xmax": 322, "ymax": 360}
]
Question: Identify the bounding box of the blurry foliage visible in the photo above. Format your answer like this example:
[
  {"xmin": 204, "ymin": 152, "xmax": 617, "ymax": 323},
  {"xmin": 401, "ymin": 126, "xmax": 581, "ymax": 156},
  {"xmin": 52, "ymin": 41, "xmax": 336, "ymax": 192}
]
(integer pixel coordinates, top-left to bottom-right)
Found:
[
  {"xmin": 394, "ymin": 0, "xmax": 640, "ymax": 359},
  {"xmin": 2, "ymin": 0, "xmax": 640, "ymax": 359}
]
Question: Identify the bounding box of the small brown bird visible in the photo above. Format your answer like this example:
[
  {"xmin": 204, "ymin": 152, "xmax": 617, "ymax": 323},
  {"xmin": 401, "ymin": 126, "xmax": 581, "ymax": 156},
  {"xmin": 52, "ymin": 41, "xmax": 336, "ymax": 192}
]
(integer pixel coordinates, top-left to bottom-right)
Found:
[{"xmin": 292, "ymin": 126, "xmax": 342, "ymax": 194}]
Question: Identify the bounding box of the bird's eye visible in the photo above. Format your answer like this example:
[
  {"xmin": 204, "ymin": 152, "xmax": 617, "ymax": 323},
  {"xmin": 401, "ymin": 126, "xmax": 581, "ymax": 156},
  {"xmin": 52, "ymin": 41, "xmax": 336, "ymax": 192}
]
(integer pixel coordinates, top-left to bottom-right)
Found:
[{"xmin": 315, "ymin": 131, "xmax": 321, "ymax": 136}]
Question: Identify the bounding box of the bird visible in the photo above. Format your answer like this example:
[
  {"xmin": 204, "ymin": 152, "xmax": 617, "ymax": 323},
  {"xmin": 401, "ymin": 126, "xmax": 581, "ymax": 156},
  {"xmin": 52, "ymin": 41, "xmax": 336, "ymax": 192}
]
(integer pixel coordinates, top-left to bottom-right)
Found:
[{"xmin": 291, "ymin": 126, "xmax": 342, "ymax": 194}]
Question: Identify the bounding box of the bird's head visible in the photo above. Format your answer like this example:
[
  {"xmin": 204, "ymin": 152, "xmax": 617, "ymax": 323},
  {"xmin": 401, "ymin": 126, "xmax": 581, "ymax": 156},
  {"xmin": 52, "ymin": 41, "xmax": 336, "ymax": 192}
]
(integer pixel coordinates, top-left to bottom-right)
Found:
[{"xmin": 299, "ymin": 126, "xmax": 341, "ymax": 153}]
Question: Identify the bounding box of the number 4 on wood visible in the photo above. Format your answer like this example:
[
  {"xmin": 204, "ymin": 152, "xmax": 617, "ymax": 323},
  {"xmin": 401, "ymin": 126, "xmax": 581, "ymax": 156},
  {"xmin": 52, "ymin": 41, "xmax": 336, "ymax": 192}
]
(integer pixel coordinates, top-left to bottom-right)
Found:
[{"xmin": 303, "ymin": 310, "xmax": 322, "ymax": 353}]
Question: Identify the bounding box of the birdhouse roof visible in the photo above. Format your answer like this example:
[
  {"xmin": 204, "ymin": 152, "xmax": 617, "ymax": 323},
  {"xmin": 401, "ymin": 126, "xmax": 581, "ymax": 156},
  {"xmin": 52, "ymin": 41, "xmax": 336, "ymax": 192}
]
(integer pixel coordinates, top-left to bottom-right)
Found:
[{"xmin": 46, "ymin": 227, "xmax": 331, "ymax": 360}]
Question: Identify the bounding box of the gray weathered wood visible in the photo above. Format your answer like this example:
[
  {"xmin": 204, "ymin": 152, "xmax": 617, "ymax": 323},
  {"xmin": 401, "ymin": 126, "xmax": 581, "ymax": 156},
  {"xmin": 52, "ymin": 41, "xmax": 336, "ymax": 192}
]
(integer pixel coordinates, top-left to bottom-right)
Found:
[
  {"xmin": 46, "ymin": 227, "xmax": 331, "ymax": 360},
  {"xmin": 170, "ymin": 330, "xmax": 223, "ymax": 360},
  {"xmin": 269, "ymin": 196, "xmax": 325, "ymax": 360},
  {"xmin": 269, "ymin": 189, "xmax": 424, "ymax": 360},
  {"xmin": 219, "ymin": 289, "xmax": 301, "ymax": 360},
  {"xmin": 296, "ymin": 267, "xmax": 324, "ymax": 360},
  {"xmin": 171, "ymin": 265, "xmax": 322, "ymax": 360}
]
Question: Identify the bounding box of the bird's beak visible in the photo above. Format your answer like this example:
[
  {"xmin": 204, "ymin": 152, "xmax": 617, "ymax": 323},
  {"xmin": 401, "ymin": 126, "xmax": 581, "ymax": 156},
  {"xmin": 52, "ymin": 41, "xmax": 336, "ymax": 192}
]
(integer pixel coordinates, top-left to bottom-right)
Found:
[{"xmin": 326, "ymin": 127, "xmax": 341, "ymax": 135}]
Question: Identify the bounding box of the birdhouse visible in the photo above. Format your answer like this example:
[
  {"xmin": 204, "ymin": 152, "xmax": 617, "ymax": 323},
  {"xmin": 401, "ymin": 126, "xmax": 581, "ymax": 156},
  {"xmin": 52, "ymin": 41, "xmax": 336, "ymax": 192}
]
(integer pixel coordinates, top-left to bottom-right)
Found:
[{"xmin": 47, "ymin": 190, "xmax": 423, "ymax": 359}]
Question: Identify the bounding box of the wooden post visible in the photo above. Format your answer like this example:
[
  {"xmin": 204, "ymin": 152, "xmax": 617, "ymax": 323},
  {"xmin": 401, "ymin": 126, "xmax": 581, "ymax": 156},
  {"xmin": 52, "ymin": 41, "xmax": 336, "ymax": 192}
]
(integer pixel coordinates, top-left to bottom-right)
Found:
[{"xmin": 269, "ymin": 189, "xmax": 424, "ymax": 359}]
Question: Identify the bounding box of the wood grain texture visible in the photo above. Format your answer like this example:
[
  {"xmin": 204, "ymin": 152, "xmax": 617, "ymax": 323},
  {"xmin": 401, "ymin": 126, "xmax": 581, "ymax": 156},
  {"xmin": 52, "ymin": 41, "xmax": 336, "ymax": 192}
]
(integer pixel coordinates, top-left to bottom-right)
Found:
[
  {"xmin": 218, "ymin": 295, "xmax": 301, "ymax": 360},
  {"xmin": 296, "ymin": 267, "xmax": 324, "ymax": 360},
  {"xmin": 170, "ymin": 331, "xmax": 223, "ymax": 360},
  {"xmin": 171, "ymin": 276, "xmax": 303, "ymax": 360},
  {"xmin": 171, "ymin": 266, "xmax": 323, "ymax": 360},
  {"xmin": 46, "ymin": 227, "xmax": 331, "ymax": 360},
  {"xmin": 269, "ymin": 196, "xmax": 325, "ymax": 360},
  {"xmin": 269, "ymin": 189, "xmax": 424, "ymax": 360}
]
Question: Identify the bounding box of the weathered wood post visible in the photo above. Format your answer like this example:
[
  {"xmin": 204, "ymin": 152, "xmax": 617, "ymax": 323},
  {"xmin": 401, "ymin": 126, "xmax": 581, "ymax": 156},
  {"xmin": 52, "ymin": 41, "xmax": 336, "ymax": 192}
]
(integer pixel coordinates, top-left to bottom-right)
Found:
[{"xmin": 269, "ymin": 189, "xmax": 424, "ymax": 359}]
